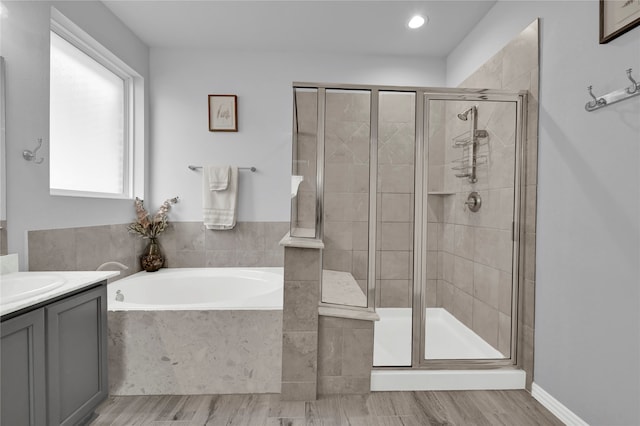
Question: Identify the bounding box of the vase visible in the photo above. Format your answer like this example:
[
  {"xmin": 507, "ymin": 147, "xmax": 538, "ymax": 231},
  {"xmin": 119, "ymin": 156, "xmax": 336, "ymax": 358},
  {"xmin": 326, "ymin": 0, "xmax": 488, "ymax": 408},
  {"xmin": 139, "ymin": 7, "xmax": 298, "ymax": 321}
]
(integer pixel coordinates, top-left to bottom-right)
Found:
[{"xmin": 140, "ymin": 238, "xmax": 164, "ymax": 272}]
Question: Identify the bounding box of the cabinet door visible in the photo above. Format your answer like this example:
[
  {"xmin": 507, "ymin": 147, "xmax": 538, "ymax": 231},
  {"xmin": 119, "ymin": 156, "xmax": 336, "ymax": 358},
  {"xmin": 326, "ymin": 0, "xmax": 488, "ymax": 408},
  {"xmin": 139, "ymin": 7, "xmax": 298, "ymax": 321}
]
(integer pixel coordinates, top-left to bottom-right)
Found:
[
  {"xmin": 1, "ymin": 308, "xmax": 46, "ymax": 426},
  {"xmin": 46, "ymin": 285, "xmax": 107, "ymax": 426}
]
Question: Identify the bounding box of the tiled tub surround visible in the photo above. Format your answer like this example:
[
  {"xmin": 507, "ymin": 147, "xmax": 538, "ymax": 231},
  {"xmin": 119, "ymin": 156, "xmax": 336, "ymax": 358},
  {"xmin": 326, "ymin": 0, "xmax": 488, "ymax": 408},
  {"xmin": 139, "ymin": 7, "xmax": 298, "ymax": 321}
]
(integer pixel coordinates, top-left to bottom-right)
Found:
[
  {"xmin": 107, "ymin": 267, "xmax": 284, "ymax": 395},
  {"xmin": 108, "ymin": 310, "xmax": 282, "ymax": 395},
  {"xmin": 27, "ymin": 221, "xmax": 289, "ymax": 277}
]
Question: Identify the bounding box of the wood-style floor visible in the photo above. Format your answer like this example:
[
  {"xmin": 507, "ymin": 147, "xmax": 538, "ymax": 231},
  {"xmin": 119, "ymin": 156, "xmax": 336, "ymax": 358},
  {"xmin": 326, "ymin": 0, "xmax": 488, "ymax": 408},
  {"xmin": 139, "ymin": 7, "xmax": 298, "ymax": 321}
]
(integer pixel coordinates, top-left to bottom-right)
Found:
[{"xmin": 89, "ymin": 390, "xmax": 563, "ymax": 426}]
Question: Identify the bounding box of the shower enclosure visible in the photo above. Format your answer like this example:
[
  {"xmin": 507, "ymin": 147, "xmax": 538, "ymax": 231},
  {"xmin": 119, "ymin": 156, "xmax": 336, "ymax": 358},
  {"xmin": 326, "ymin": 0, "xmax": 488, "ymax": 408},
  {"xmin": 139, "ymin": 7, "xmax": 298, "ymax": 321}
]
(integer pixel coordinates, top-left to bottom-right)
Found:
[{"xmin": 290, "ymin": 83, "xmax": 527, "ymax": 374}]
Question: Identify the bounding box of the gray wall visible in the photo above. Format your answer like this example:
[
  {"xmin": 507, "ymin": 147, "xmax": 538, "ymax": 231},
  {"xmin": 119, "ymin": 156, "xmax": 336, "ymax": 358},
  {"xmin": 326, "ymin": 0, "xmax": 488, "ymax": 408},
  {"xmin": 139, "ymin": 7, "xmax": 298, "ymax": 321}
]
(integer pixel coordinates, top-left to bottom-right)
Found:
[
  {"xmin": 0, "ymin": 1, "xmax": 150, "ymax": 270},
  {"xmin": 149, "ymin": 49, "xmax": 445, "ymax": 225},
  {"xmin": 448, "ymin": 2, "xmax": 640, "ymax": 424},
  {"xmin": 1, "ymin": 1, "xmax": 446, "ymax": 271}
]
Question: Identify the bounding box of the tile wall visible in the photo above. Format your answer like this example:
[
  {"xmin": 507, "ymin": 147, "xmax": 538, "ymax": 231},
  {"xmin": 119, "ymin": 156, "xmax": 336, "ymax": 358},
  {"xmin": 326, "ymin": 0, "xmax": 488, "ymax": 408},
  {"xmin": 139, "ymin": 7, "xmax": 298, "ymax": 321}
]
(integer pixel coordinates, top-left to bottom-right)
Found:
[
  {"xmin": 425, "ymin": 101, "xmax": 446, "ymax": 308},
  {"xmin": 428, "ymin": 99, "xmax": 518, "ymax": 357},
  {"xmin": 322, "ymin": 91, "xmax": 371, "ymax": 299},
  {"xmin": 28, "ymin": 221, "xmax": 289, "ymax": 277},
  {"xmin": 281, "ymin": 246, "xmax": 321, "ymax": 400},
  {"xmin": 454, "ymin": 20, "xmax": 539, "ymax": 387},
  {"xmin": 109, "ymin": 309, "xmax": 282, "ymax": 395},
  {"xmin": 376, "ymin": 92, "xmax": 416, "ymax": 308},
  {"xmin": 320, "ymin": 90, "xmax": 418, "ymax": 308},
  {"xmin": 317, "ymin": 316, "xmax": 374, "ymax": 395}
]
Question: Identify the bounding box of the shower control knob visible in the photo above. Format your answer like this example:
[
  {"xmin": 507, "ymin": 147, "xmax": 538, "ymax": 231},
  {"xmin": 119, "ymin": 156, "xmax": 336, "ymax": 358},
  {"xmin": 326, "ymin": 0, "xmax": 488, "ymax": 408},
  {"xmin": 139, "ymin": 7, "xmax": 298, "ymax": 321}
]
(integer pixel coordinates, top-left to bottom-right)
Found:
[{"xmin": 465, "ymin": 192, "xmax": 482, "ymax": 212}]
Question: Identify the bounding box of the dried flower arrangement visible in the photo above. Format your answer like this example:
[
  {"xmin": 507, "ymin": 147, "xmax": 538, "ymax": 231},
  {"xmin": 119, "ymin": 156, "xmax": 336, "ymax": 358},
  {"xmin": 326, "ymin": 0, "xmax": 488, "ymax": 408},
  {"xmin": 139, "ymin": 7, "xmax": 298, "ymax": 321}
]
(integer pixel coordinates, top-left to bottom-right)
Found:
[{"xmin": 127, "ymin": 197, "xmax": 179, "ymax": 240}]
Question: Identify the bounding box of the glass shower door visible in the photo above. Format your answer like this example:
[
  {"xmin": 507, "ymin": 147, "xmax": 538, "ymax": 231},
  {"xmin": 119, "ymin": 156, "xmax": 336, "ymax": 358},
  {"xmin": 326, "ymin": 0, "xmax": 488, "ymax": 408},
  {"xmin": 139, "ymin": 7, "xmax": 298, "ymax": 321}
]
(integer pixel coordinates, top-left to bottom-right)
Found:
[{"xmin": 419, "ymin": 94, "xmax": 524, "ymax": 365}]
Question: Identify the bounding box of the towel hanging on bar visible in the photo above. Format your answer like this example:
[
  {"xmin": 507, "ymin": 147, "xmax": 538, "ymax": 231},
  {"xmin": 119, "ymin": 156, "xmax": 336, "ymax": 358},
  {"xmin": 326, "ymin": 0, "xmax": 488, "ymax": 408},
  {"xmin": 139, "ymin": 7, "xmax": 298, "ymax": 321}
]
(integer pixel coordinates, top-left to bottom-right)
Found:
[{"xmin": 203, "ymin": 166, "xmax": 238, "ymax": 230}]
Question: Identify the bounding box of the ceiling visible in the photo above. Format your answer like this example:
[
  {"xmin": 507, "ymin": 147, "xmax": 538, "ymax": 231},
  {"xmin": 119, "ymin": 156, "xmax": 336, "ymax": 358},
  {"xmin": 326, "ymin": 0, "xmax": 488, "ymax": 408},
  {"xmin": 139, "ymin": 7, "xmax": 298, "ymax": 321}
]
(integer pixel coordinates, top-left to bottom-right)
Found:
[{"xmin": 102, "ymin": 1, "xmax": 496, "ymax": 57}]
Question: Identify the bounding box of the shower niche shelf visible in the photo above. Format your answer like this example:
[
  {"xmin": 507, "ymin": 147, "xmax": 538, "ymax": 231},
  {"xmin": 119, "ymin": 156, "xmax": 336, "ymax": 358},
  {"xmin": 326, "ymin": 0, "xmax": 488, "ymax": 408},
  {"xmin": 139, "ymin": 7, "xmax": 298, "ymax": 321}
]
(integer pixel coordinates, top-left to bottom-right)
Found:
[{"xmin": 427, "ymin": 191, "xmax": 455, "ymax": 196}]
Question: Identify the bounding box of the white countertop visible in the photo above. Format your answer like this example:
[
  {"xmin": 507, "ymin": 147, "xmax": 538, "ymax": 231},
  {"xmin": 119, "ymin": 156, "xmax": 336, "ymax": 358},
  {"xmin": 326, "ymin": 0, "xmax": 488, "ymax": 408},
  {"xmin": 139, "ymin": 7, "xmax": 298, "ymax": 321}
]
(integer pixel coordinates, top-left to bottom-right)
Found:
[{"xmin": 0, "ymin": 271, "xmax": 119, "ymax": 317}]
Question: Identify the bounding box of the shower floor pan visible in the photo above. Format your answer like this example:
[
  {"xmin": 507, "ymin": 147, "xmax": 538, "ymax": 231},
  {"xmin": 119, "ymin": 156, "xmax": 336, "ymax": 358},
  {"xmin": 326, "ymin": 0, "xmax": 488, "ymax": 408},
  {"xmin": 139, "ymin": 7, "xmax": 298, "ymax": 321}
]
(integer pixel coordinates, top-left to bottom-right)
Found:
[{"xmin": 371, "ymin": 308, "xmax": 525, "ymax": 391}]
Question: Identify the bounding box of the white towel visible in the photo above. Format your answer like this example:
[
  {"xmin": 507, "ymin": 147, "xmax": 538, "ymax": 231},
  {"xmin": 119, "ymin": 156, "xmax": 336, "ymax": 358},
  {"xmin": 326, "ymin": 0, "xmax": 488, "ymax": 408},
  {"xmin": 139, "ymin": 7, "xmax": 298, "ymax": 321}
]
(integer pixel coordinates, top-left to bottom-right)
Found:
[
  {"xmin": 203, "ymin": 166, "xmax": 238, "ymax": 230},
  {"xmin": 206, "ymin": 165, "xmax": 230, "ymax": 191}
]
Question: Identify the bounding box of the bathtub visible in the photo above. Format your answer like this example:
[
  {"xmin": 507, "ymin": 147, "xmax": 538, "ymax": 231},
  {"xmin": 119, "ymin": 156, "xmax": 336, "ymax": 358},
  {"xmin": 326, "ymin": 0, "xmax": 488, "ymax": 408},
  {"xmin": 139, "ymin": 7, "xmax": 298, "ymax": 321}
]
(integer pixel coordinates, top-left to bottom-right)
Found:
[
  {"xmin": 107, "ymin": 267, "xmax": 283, "ymax": 395},
  {"xmin": 108, "ymin": 267, "xmax": 283, "ymax": 310}
]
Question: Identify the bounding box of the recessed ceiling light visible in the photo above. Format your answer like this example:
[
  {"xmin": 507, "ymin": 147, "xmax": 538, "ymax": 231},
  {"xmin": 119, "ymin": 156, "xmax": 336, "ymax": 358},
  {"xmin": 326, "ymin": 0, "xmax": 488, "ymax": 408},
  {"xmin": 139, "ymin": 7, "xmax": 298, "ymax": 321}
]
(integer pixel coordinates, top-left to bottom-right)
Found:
[{"xmin": 408, "ymin": 15, "xmax": 426, "ymax": 29}]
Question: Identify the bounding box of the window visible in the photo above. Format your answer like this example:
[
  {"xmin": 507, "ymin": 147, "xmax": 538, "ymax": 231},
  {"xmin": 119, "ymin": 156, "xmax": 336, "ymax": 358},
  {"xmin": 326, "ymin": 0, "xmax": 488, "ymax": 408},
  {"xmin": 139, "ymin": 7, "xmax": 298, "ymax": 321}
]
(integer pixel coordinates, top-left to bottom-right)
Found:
[{"xmin": 49, "ymin": 10, "xmax": 143, "ymax": 199}]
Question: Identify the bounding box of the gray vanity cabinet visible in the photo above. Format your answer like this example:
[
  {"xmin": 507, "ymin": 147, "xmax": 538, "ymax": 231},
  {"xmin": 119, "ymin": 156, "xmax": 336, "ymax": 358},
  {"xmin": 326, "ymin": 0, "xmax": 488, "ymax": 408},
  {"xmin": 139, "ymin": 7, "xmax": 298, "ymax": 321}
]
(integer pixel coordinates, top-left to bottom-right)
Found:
[
  {"xmin": 0, "ymin": 308, "xmax": 47, "ymax": 426},
  {"xmin": 0, "ymin": 282, "xmax": 108, "ymax": 426},
  {"xmin": 46, "ymin": 284, "xmax": 108, "ymax": 426}
]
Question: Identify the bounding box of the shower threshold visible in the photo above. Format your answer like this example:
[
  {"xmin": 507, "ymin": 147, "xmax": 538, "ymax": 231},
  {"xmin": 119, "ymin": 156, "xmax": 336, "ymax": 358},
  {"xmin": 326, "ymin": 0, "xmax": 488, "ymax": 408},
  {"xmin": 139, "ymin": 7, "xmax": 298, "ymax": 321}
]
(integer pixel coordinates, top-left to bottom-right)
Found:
[{"xmin": 371, "ymin": 308, "xmax": 525, "ymax": 391}]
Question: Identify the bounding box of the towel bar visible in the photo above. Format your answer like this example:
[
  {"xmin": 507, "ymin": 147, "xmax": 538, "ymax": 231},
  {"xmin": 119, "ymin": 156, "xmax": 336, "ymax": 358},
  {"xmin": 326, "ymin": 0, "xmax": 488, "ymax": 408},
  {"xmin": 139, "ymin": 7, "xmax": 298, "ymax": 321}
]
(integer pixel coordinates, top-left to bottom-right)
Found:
[{"xmin": 188, "ymin": 165, "xmax": 256, "ymax": 172}]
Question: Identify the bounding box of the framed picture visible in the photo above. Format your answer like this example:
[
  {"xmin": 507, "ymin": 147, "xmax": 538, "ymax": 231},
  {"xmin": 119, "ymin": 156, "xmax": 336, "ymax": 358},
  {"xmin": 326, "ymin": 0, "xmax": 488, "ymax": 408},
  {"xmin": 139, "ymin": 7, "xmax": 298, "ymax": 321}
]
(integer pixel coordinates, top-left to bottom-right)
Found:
[
  {"xmin": 208, "ymin": 94, "xmax": 238, "ymax": 132},
  {"xmin": 600, "ymin": 0, "xmax": 640, "ymax": 43}
]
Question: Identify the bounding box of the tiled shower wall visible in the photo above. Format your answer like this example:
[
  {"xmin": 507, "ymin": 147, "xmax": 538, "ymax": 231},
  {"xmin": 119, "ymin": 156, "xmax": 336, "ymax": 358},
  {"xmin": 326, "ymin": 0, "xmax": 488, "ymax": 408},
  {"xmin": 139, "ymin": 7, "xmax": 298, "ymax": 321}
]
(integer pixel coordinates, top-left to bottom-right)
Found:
[
  {"xmin": 376, "ymin": 92, "xmax": 416, "ymax": 308},
  {"xmin": 28, "ymin": 221, "xmax": 289, "ymax": 278},
  {"xmin": 425, "ymin": 102, "xmax": 445, "ymax": 308},
  {"xmin": 429, "ymin": 100, "xmax": 517, "ymax": 357},
  {"xmin": 322, "ymin": 91, "xmax": 371, "ymax": 295},
  {"xmin": 455, "ymin": 20, "xmax": 539, "ymax": 387}
]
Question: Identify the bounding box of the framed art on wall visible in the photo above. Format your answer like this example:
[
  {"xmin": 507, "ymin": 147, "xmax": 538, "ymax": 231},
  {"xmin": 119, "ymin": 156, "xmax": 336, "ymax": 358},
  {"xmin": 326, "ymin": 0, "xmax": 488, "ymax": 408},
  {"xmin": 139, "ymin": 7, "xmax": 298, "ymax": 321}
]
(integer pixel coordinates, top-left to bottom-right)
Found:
[
  {"xmin": 208, "ymin": 94, "xmax": 238, "ymax": 132},
  {"xmin": 600, "ymin": 0, "xmax": 640, "ymax": 43}
]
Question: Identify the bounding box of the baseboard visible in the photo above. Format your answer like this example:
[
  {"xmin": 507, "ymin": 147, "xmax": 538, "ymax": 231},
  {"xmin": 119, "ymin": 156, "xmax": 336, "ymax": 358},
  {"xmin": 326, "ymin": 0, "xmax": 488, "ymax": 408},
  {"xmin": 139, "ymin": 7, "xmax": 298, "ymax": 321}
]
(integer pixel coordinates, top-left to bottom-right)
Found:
[{"xmin": 531, "ymin": 382, "xmax": 589, "ymax": 425}]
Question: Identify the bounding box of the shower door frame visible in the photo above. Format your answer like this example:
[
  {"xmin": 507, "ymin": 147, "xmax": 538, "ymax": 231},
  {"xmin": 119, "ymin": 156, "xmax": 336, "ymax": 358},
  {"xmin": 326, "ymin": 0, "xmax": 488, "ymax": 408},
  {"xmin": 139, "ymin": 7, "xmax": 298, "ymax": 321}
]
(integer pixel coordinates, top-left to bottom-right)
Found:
[
  {"xmin": 413, "ymin": 90, "xmax": 528, "ymax": 370},
  {"xmin": 293, "ymin": 82, "xmax": 528, "ymax": 371}
]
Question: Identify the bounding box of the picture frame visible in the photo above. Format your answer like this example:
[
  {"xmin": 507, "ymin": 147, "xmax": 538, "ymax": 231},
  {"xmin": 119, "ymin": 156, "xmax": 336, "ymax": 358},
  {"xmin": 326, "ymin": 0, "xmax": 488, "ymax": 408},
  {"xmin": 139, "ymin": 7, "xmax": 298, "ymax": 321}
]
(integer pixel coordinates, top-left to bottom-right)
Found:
[
  {"xmin": 600, "ymin": 0, "xmax": 640, "ymax": 43},
  {"xmin": 208, "ymin": 94, "xmax": 238, "ymax": 132}
]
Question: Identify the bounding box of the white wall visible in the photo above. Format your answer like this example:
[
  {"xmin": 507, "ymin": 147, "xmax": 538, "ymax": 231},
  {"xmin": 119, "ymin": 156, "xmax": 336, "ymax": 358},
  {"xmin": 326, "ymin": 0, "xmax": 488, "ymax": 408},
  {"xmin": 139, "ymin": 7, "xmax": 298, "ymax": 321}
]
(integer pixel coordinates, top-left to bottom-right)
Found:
[
  {"xmin": 447, "ymin": 2, "xmax": 640, "ymax": 424},
  {"xmin": 0, "ymin": 1, "xmax": 149, "ymax": 269},
  {"xmin": 149, "ymin": 49, "xmax": 445, "ymax": 222}
]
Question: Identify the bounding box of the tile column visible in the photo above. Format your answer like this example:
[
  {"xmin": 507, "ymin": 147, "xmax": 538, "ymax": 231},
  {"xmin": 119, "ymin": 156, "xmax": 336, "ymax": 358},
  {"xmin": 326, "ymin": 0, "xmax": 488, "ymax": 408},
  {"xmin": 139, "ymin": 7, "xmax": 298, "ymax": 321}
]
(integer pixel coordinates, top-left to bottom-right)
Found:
[
  {"xmin": 317, "ymin": 310, "xmax": 378, "ymax": 395},
  {"xmin": 279, "ymin": 235, "xmax": 324, "ymax": 401}
]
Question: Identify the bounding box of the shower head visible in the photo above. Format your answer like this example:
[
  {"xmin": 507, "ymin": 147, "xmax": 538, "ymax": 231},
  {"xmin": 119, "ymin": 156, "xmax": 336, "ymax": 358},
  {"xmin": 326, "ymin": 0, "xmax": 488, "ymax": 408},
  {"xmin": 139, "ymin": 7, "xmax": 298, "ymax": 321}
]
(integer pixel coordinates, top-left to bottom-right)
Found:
[{"xmin": 457, "ymin": 106, "xmax": 476, "ymax": 121}]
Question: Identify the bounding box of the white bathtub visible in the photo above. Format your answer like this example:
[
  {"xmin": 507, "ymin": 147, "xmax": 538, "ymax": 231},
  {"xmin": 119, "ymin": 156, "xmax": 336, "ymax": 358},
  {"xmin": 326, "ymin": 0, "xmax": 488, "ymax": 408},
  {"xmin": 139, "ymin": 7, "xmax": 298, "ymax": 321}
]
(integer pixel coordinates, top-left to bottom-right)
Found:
[
  {"xmin": 108, "ymin": 267, "xmax": 283, "ymax": 311},
  {"xmin": 107, "ymin": 267, "xmax": 284, "ymax": 395}
]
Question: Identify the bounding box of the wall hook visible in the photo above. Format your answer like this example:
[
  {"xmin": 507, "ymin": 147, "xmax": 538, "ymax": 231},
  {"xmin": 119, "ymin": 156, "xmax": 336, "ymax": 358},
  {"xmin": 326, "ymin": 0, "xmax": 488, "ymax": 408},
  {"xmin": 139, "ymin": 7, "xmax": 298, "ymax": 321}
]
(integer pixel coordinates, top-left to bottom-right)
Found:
[
  {"xmin": 23, "ymin": 138, "xmax": 44, "ymax": 164},
  {"xmin": 626, "ymin": 68, "xmax": 638, "ymax": 94},
  {"xmin": 585, "ymin": 86, "xmax": 607, "ymax": 111},
  {"xmin": 585, "ymin": 68, "xmax": 640, "ymax": 112}
]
